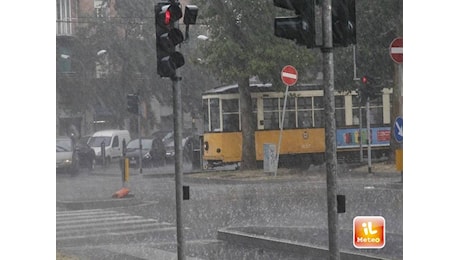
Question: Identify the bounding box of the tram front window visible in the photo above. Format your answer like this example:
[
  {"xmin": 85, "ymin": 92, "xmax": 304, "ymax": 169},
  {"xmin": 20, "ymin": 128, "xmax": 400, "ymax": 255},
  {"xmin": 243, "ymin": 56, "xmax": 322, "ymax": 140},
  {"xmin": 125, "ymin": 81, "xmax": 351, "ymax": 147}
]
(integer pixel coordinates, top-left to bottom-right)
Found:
[
  {"xmin": 210, "ymin": 98, "xmax": 221, "ymax": 132},
  {"xmin": 222, "ymin": 99, "xmax": 240, "ymax": 132}
]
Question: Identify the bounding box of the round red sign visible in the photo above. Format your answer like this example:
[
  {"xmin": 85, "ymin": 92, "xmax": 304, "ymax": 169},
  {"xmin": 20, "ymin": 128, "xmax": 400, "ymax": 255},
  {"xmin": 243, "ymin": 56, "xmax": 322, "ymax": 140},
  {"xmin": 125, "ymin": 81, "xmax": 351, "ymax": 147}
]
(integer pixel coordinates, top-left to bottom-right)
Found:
[
  {"xmin": 389, "ymin": 37, "xmax": 403, "ymax": 64},
  {"xmin": 281, "ymin": 65, "xmax": 298, "ymax": 86}
]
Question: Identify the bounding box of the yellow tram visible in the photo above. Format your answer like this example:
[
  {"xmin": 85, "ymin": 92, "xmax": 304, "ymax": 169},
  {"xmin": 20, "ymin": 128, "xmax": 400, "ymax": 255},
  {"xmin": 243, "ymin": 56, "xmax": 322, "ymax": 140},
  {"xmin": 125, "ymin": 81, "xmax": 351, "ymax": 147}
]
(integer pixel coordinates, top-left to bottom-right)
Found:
[{"xmin": 201, "ymin": 82, "xmax": 392, "ymax": 169}]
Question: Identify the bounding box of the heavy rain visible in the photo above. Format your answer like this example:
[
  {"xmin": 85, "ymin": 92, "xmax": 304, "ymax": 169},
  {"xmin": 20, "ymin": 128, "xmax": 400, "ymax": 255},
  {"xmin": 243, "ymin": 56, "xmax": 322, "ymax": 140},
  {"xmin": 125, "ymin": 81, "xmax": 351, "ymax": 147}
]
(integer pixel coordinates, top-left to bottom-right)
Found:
[
  {"xmin": 10, "ymin": 0, "xmax": 456, "ymax": 259},
  {"xmin": 52, "ymin": 0, "xmax": 407, "ymax": 259}
]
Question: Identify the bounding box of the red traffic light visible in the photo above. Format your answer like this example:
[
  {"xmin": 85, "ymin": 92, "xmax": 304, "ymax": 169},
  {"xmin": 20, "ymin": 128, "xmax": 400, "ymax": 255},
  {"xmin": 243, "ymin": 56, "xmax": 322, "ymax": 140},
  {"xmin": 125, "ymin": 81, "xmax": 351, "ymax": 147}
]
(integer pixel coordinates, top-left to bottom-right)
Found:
[
  {"xmin": 361, "ymin": 76, "xmax": 368, "ymax": 84},
  {"xmin": 160, "ymin": 3, "xmax": 182, "ymax": 25},
  {"xmin": 164, "ymin": 9, "xmax": 171, "ymax": 24}
]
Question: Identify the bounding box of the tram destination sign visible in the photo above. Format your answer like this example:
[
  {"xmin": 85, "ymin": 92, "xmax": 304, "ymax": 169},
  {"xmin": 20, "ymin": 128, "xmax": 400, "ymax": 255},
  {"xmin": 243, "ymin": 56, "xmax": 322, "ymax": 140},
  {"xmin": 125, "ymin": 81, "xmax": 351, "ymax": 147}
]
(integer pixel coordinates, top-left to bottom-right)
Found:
[{"xmin": 281, "ymin": 65, "xmax": 298, "ymax": 86}]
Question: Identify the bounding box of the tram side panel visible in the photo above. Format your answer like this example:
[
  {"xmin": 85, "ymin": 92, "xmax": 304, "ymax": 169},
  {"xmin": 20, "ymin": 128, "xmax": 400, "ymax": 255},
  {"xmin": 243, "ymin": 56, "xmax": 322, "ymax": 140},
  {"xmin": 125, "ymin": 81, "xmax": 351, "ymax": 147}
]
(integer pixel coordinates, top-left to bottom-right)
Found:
[
  {"xmin": 203, "ymin": 132, "xmax": 242, "ymax": 167},
  {"xmin": 254, "ymin": 129, "xmax": 325, "ymax": 160}
]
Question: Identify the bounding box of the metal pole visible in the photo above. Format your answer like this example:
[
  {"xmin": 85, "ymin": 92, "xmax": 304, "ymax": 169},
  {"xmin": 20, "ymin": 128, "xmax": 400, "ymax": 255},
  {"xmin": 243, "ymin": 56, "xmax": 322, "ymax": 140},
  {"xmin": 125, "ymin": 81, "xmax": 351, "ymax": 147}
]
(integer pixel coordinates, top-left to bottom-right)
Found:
[
  {"xmin": 322, "ymin": 0, "xmax": 340, "ymax": 259},
  {"xmin": 173, "ymin": 76, "xmax": 185, "ymax": 260},
  {"xmin": 359, "ymin": 105, "xmax": 363, "ymax": 162},
  {"xmin": 138, "ymin": 97, "xmax": 143, "ymax": 174},
  {"xmin": 275, "ymin": 85, "xmax": 289, "ymax": 176},
  {"xmin": 366, "ymin": 98, "xmax": 372, "ymax": 174}
]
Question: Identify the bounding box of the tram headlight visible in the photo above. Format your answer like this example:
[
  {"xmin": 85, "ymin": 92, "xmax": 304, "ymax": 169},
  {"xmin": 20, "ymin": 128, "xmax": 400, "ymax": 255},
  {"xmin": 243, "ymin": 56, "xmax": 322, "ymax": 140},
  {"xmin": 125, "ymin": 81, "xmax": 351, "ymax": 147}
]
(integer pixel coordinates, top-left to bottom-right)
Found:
[{"xmin": 204, "ymin": 141, "xmax": 209, "ymax": 151}]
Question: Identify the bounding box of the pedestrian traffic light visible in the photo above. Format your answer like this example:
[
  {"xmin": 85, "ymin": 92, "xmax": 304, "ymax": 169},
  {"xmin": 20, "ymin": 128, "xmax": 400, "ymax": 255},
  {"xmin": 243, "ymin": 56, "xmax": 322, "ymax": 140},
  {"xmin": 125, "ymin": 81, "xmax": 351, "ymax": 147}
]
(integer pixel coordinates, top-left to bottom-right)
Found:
[
  {"xmin": 127, "ymin": 94, "xmax": 139, "ymax": 114},
  {"xmin": 273, "ymin": 0, "xmax": 318, "ymax": 48},
  {"xmin": 358, "ymin": 76, "xmax": 381, "ymax": 105},
  {"xmin": 155, "ymin": 1, "xmax": 185, "ymax": 78},
  {"xmin": 332, "ymin": 0, "xmax": 356, "ymax": 47}
]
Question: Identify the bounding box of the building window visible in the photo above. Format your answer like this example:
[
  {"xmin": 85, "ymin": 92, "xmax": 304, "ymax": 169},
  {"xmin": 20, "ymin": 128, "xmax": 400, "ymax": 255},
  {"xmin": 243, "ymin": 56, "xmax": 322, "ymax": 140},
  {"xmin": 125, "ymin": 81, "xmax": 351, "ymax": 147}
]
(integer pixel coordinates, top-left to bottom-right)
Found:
[{"xmin": 94, "ymin": 0, "xmax": 108, "ymax": 18}]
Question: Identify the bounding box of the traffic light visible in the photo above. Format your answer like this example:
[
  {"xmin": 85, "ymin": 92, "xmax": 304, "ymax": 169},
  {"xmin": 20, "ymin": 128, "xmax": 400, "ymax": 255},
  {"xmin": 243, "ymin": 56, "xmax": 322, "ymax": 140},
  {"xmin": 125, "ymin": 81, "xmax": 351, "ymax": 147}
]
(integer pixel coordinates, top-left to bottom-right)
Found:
[
  {"xmin": 358, "ymin": 76, "xmax": 381, "ymax": 105},
  {"xmin": 273, "ymin": 0, "xmax": 318, "ymax": 48},
  {"xmin": 127, "ymin": 94, "xmax": 139, "ymax": 114},
  {"xmin": 332, "ymin": 0, "xmax": 356, "ymax": 47},
  {"xmin": 155, "ymin": 1, "xmax": 185, "ymax": 78}
]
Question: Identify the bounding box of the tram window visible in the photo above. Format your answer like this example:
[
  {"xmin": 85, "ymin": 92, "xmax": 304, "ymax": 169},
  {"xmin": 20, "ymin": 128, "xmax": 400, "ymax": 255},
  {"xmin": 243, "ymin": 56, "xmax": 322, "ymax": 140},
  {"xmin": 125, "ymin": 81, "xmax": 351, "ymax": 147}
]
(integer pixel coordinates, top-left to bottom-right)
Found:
[
  {"xmin": 263, "ymin": 98, "xmax": 279, "ymax": 130},
  {"xmin": 313, "ymin": 97, "xmax": 325, "ymax": 127},
  {"xmin": 335, "ymin": 96, "xmax": 345, "ymax": 127},
  {"xmin": 223, "ymin": 114, "xmax": 240, "ymax": 131},
  {"xmin": 282, "ymin": 97, "xmax": 296, "ymax": 129},
  {"xmin": 298, "ymin": 111, "xmax": 313, "ymax": 128},
  {"xmin": 210, "ymin": 98, "xmax": 221, "ymax": 132},
  {"xmin": 370, "ymin": 96, "xmax": 383, "ymax": 125},
  {"xmin": 203, "ymin": 99, "xmax": 209, "ymax": 132},
  {"xmin": 352, "ymin": 95, "xmax": 361, "ymax": 126},
  {"xmin": 252, "ymin": 98, "xmax": 258, "ymax": 127},
  {"xmin": 222, "ymin": 99, "xmax": 239, "ymax": 132},
  {"xmin": 222, "ymin": 99, "xmax": 238, "ymax": 113},
  {"xmin": 297, "ymin": 97, "xmax": 313, "ymax": 128},
  {"xmin": 354, "ymin": 96, "xmax": 384, "ymax": 126}
]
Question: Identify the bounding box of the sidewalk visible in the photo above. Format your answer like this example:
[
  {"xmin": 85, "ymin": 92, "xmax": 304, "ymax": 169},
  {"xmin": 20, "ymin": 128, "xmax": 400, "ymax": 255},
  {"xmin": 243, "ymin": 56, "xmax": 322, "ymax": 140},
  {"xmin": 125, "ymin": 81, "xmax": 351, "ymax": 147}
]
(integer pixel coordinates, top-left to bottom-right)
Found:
[{"xmin": 183, "ymin": 161, "xmax": 402, "ymax": 185}]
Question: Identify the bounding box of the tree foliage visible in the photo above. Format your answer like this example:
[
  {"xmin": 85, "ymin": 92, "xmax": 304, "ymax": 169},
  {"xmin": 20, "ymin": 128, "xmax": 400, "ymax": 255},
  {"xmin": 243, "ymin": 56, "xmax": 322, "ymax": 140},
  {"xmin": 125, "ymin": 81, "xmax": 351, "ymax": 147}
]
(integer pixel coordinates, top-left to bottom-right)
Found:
[{"xmin": 194, "ymin": 0, "xmax": 318, "ymax": 88}]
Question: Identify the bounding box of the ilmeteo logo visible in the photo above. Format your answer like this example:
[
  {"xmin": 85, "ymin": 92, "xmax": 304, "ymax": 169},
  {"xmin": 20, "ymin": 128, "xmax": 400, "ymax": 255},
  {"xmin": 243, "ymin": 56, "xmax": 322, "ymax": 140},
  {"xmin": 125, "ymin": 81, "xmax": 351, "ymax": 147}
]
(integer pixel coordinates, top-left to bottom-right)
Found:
[{"xmin": 353, "ymin": 216, "xmax": 385, "ymax": 249}]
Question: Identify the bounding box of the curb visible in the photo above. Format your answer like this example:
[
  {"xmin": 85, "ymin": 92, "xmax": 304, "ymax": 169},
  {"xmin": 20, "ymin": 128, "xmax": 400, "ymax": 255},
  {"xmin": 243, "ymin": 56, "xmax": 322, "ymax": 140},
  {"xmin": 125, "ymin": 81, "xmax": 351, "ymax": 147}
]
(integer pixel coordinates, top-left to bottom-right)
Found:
[
  {"xmin": 56, "ymin": 195, "xmax": 138, "ymax": 210},
  {"xmin": 217, "ymin": 227, "xmax": 399, "ymax": 260}
]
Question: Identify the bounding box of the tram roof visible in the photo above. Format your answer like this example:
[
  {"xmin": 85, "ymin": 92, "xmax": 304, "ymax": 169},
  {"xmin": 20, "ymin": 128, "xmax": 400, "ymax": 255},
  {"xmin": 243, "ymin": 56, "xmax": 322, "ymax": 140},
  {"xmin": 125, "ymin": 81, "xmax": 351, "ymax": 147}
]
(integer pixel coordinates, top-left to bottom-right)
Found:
[{"xmin": 203, "ymin": 83, "xmax": 323, "ymax": 95}]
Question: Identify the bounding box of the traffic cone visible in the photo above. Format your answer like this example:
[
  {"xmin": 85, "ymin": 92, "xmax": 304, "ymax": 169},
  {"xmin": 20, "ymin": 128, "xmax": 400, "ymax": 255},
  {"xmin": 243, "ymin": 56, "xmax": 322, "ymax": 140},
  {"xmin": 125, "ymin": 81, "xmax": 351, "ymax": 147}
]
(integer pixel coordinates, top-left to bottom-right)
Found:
[{"xmin": 112, "ymin": 187, "xmax": 130, "ymax": 198}]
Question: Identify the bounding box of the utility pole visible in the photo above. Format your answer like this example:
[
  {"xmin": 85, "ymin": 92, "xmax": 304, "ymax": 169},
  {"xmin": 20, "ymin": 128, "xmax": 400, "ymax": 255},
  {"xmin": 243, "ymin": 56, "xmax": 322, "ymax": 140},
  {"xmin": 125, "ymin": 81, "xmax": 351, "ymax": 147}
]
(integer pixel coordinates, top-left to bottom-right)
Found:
[{"xmin": 321, "ymin": 0, "xmax": 340, "ymax": 259}]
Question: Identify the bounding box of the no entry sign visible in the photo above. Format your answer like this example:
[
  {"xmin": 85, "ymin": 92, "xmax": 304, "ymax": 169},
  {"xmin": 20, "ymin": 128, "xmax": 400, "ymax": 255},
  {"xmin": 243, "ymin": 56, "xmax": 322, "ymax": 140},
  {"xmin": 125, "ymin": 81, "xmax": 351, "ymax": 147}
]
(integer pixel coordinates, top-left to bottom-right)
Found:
[
  {"xmin": 281, "ymin": 65, "xmax": 298, "ymax": 86},
  {"xmin": 389, "ymin": 37, "xmax": 403, "ymax": 64}
]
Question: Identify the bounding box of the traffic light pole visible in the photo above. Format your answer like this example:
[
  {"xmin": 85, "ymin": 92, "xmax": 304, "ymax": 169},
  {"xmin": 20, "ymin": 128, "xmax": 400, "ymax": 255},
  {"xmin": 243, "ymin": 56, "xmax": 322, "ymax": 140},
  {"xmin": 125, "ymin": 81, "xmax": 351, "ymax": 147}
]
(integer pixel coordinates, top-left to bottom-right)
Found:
[
  {"xmin": 366, "ymin": 98, "xmax": 372, "ymax": 174},
  {"xmin": 321, "ymin": 0, "xmax": 340, "ymax": 259},
  {"xmin": 138, "ymin": 96, "xmax": 143, "ymax": 174},
  {"xmin": 172, "ymin": 76, "xmax": 185, "ymax": 260}
]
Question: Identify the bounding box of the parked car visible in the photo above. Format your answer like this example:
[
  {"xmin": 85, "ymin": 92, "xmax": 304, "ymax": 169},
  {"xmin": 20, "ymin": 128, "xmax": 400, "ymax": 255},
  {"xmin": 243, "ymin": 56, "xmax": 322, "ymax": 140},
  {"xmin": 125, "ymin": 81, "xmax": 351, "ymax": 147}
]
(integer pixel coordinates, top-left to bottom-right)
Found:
[
  {"xmin": 57, "ymin": 136, "xmax": 96, "ymax": 172},
  {"xmin": 126, "ymin": 138, "xmax": 154, "ymax": 168},
  {"xmin": 125, "ymin": 137, "xmax": 166, "ymax": 168},
  {"xmin": 75, "ymin": 136, "xmax": 96, "ymax": 170},
  {"xmin": 149, "ymin": 137, "xmax": 166, "ymax": 167},
  {"xmin": 162, "ymin": 129, "xmax": 199, "ymax": 164},
  {"xmin": 56, "ymin": 136, "xmax": 79, "ymax": 174}
]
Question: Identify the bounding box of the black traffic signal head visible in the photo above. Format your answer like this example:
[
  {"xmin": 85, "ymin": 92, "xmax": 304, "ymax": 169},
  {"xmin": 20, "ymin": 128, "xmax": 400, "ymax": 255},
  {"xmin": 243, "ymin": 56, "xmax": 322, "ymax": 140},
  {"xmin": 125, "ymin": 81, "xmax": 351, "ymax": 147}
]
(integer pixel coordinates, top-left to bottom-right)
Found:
[
  {"xmin": 358, "ymin": 75, "xmax": 381, "ymax": 104},
  {"xmin": 127, "ymin": 94, "xmax": 139, "ymax": 114},
  {"xmin": 184, "ymin": 5, "xmax": 198, "ymax": 25},
  {"xmin": 332, "ymin": 0, "xmax": 356, "ymax": 47},
  {"xmin": 274, "ymin": 0, "xmax": 317, "ymax": 48},
  {"xmin": 155, "ymin": 1, "xmax": 185, "ymax": 78}
]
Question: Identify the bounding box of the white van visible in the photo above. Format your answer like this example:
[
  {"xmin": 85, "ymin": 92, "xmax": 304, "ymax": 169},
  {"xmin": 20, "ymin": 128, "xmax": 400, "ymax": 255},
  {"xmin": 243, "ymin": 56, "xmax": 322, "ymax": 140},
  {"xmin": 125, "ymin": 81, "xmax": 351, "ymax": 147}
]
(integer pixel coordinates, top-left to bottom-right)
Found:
[{"xmin": 88, "ymin": 130, "xmax": 131, "ymax": 164}]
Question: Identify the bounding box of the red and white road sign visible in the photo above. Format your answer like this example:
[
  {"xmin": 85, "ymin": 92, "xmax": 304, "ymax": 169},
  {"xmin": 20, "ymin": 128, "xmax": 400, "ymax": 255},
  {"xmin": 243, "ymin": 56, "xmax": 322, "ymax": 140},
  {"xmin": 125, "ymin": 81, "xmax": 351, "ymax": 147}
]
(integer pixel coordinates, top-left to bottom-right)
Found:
[
  {"xmin": 389, "ymin": 37, "xmax": 403, "ymax": 64},
  {"xmin": 281, "ymin": 65, "xmax": 298, "ymax": 86}
]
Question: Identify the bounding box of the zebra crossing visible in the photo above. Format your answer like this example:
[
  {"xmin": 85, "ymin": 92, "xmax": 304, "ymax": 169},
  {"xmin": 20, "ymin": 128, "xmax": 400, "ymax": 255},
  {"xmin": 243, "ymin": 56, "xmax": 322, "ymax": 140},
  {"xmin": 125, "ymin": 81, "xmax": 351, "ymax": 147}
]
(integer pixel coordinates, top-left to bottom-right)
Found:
[{"xmin": 57, "ymin": 209, "xmax": 176, "ymax": 247}]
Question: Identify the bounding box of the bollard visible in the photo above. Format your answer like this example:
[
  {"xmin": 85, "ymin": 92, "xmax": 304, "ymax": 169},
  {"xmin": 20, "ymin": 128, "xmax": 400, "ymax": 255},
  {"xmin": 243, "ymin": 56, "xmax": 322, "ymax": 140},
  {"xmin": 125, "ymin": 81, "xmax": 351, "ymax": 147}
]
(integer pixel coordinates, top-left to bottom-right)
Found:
[{"xmin": 112, "ymin": 157, "xmax": 130, "ymax": 198}]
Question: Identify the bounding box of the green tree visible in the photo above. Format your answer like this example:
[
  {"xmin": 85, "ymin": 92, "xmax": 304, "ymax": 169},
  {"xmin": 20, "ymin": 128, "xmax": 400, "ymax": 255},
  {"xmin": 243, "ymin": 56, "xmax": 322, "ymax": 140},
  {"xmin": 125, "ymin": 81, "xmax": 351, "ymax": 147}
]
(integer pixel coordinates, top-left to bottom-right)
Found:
[{"xmin": 195, "ymin": 0, "xmax": 317, "ymax": 169}]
